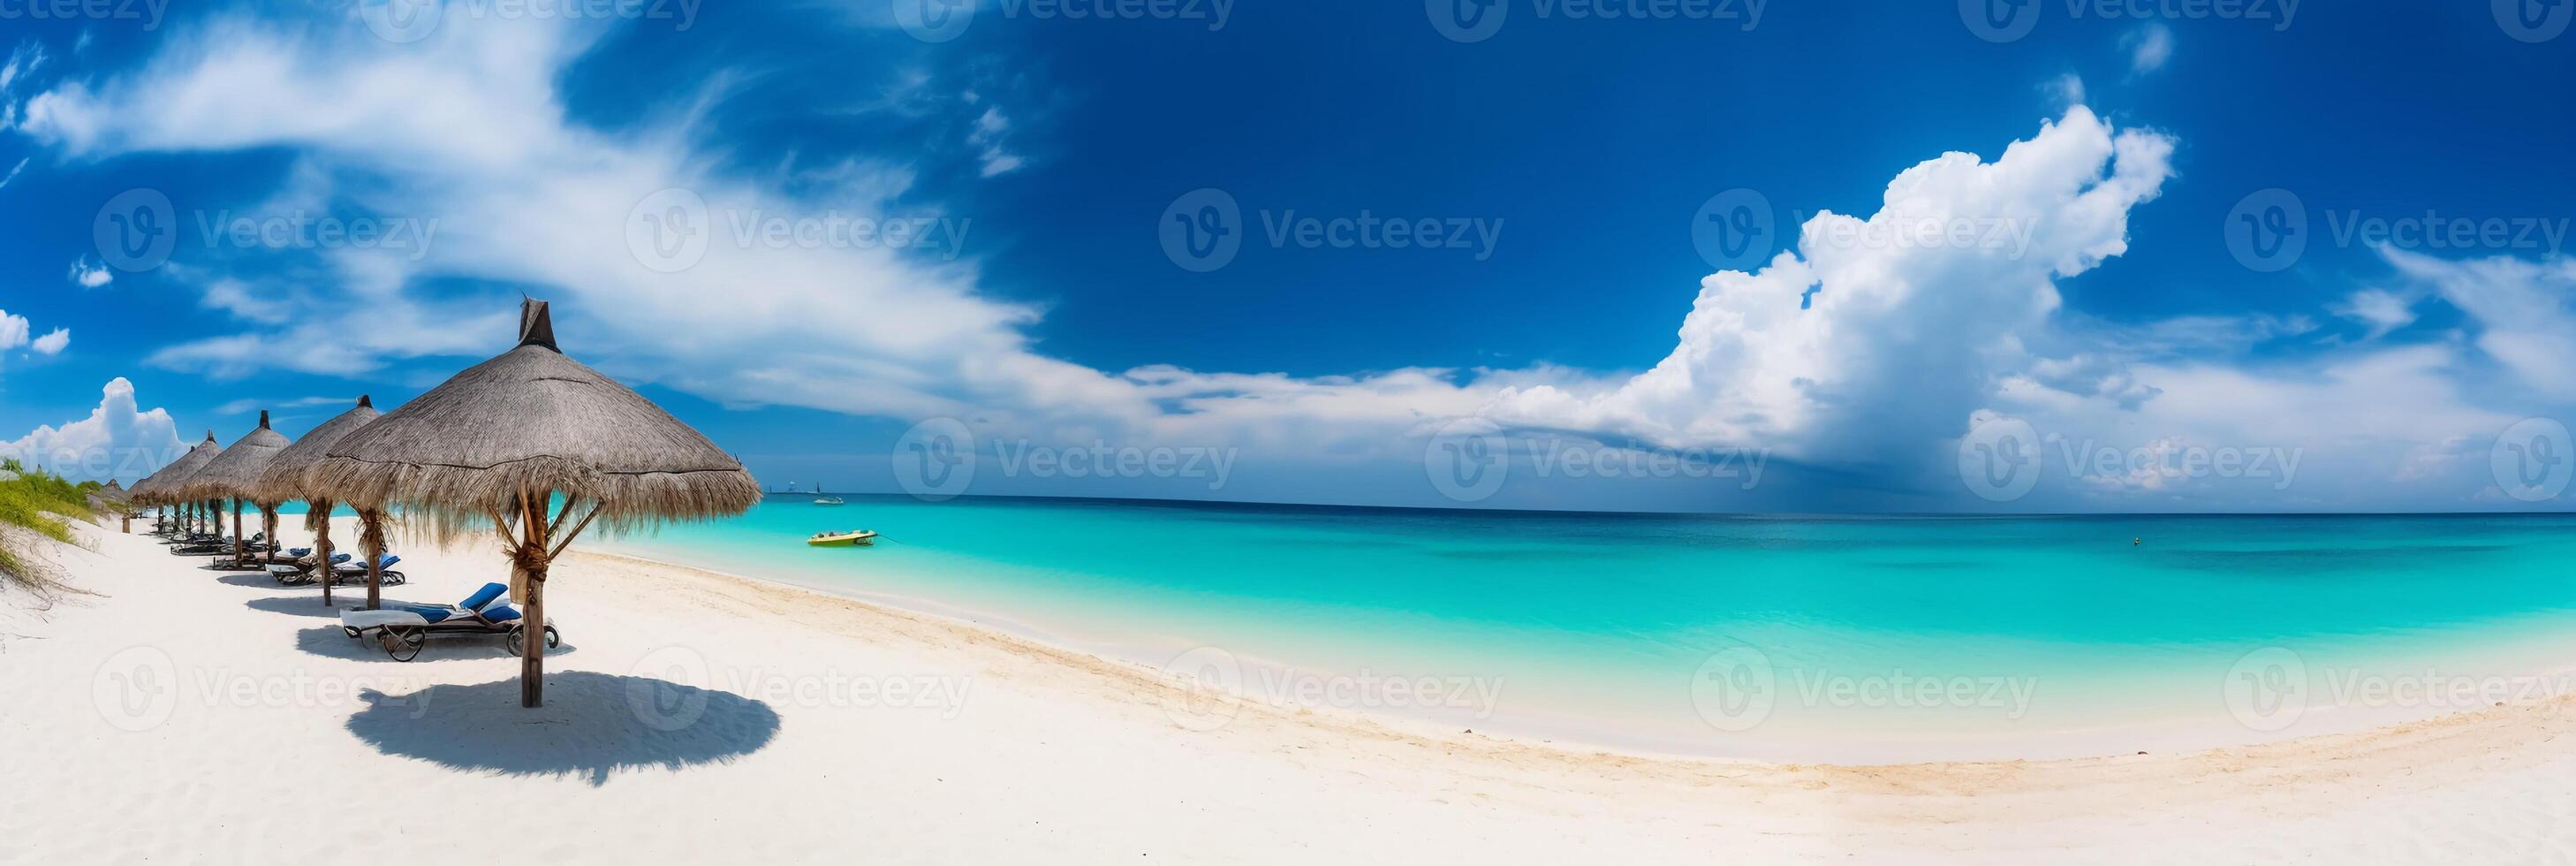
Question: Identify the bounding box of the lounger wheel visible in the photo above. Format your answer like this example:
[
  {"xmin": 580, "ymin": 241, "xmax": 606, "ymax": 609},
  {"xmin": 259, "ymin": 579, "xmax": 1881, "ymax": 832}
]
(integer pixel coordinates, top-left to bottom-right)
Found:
[
  {"xmin": 380, "ymin": 570, "xmax": 407, "ymax": 587},
  {"xmin": 381, "ymin": 627, "xmax": 426, "ymax": 662},
  {"xmin": 342, "ymin": 626, "xmax": 362, "ymax": 639},
  {"xmin": 504, "ymin": 624, "xmax": 560, "ymax": 657}
]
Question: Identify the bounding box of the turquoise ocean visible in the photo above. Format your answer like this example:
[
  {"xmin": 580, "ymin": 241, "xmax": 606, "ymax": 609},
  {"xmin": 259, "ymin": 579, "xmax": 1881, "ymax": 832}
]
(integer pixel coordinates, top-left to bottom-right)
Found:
[{"xmin": 580, "ymin": 498, "xmax": 2576, "ymax": 762}]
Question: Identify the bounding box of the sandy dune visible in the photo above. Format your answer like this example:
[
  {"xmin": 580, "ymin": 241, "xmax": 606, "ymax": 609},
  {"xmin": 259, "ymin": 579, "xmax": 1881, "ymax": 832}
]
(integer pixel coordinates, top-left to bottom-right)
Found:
[{"xmin": 5, "ymin": 515, "xmax": 2574, "ymax": 863}]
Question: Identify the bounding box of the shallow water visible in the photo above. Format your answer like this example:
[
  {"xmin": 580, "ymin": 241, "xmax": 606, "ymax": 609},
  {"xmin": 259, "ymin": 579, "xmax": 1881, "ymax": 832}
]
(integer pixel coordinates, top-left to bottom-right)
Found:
[{"xmin": 597, "ymin": 498, "xmax": 2576, "ymax": 761}]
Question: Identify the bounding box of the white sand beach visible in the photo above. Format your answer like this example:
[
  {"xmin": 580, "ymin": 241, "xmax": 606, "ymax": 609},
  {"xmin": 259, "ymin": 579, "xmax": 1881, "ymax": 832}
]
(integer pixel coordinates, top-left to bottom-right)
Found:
[{"xmin": 7, "ymin": 514, "xmax": 2576, "ymax": 864}]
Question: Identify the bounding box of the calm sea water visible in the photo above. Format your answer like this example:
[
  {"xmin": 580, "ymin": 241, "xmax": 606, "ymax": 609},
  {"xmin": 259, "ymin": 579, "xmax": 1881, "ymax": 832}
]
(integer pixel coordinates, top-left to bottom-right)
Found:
[{"xmin": 599, "ymin": 498, "xmax": 2576, "ymax": 761}]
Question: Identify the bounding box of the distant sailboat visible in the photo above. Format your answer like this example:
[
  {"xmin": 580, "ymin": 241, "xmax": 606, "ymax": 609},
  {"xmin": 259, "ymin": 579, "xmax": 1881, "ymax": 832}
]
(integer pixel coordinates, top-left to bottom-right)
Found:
[{"xmin": 814, "ymin": 482, "xmax": 845, "ymax": 506}]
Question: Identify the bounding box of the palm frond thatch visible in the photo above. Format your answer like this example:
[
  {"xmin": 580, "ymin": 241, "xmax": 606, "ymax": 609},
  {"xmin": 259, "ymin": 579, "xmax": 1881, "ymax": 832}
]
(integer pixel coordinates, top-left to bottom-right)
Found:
[
  {"xmin": 254, "ymin": 397, "xmax": 382, "ymax": 504},
  {"xmin": 310, "ymin": 300, "xmax": 758, "ymax": 540},
  {"xmin": 129, "ymin": 432, "xmax": 224, "ymax": 505},
  {"xmin": 175, "ymin": 412, "xmax": 293, "ymax": 504}
]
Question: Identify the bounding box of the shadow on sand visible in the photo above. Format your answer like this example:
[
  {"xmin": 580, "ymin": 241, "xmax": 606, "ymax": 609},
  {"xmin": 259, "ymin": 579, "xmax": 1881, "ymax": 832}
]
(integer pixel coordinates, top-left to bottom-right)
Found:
[
  {"xmin": 244, "ymin": 595, "xmax": 367, "ymax": 619},
  {"xmin": 345, "ymin": 672, "xmax": 780, "ymax": 786},
  {"xmin": 294, "ymin": 625, "xmax": 579, "ymax": 664}
]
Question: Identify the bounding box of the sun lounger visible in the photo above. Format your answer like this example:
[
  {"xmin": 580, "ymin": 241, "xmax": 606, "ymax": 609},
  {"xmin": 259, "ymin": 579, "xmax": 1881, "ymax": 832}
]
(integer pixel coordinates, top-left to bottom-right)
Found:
[{"xmin": 338, "ymin": 582, "xmax": 557, "ymax": 661}]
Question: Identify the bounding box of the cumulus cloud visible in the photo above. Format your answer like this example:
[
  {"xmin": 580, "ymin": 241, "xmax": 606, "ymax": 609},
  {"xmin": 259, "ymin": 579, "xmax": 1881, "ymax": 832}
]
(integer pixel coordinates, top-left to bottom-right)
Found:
[
  {"xmin": 0, "ymin": 377, "xmax": 186, "ymax": 482},
  {"xmin": 67, "ymin": 257, "xmax": 111, "ymax": 288},
  {"xmin": 0, "ymin": 309, "xmax": 26, "ymax": 351},
  {"xmin": 30, "ymin": 327, "xmax": 68, "ymax": 355},
  {"xmin": 1486, "ymin": 106, "xmax": 2175, "ymax": 469}
]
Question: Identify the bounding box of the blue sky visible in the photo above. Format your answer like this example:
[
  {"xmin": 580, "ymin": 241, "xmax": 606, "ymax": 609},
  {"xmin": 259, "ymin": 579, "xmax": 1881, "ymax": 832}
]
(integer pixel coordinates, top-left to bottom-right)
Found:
[{"xmin": 2, "ymin": 0, "xmax": 2573, "ymax": 513}]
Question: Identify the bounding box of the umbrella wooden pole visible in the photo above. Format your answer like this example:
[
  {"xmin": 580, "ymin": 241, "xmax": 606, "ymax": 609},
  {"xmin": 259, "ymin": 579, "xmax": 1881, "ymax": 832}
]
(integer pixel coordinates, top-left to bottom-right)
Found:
[
  {"xmin": 361, "ymin": 509, "xmax": 386, "ymax": 612},
  {"xmin": 519, "ymin": 495, "xmax": 551, "ymax": 708},
  {"xmin": 231, "ymin": 499, "xmax": 246, "ymax": 562},
  {"xmin": 260, "ymin": 505, "xmax": 277, "ymax": 567},
  {"xmin": 314, "ymin": 501, "xmax": 336, "ymax": 608}
]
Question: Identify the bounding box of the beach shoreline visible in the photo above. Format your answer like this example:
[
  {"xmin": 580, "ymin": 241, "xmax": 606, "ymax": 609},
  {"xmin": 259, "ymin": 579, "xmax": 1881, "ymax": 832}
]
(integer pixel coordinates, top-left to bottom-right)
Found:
[{"xmin": 10, "ymin": 515, "xmax": 2576, "ymax": 862}]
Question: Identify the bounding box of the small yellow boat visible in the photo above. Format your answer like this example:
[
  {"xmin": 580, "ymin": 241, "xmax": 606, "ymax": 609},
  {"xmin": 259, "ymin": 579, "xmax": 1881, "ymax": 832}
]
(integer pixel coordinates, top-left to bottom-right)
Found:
[{"xmin": 807, "ymin": 529, "xmax": 877, "ymax": 547}]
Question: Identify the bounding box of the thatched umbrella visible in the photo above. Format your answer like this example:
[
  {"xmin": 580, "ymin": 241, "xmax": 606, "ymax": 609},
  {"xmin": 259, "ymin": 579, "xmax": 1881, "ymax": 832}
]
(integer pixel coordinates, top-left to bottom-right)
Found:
[
  {"xmin": 181, "ymin": 412, "xmax": 292, "ymax": 567},
  {"xmin": 135, "ymin": 432, "xmax": 224, "ymax": 536},
  {"xmin": 87, "ymin": 481, "xmax": 131, "ymax": 531},
  {"xmin": 314, "ymin": 300, "xmax": 758, "ymax": 706},
  {"xmin": 256, "ymin": 397, "xmax": 383, "ymax": 608}
]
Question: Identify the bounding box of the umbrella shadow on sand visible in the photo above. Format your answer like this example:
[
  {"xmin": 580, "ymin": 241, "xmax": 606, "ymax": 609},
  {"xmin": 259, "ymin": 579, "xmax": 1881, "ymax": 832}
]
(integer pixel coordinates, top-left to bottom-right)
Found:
[
  {"xmin": 293, "ymin": 625, "xmax": 580, "ymax": 664},
  {"xmin": 345, "ymin": 672, "xmax": 780, "ymax": 786}
]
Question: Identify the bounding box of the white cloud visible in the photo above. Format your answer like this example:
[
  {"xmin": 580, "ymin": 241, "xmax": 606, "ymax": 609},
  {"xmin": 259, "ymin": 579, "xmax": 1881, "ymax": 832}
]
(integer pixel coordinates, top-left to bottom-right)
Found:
[
  {"xmin": 2331, "ymin": 288, "xmax": 2419, "ymax": 340},
  {"xmin": 1486, "ymin": 106, "xmax": 2176, "ymax": 467},
  {"xmin": 970, "ymin": 105, "xmax": 1025, "ymax": 177},
  {"xmin": 0, "ymin": 308, "xmax": 27, "ymax": 351},
  {"xmin": 212, "ymin": 394, "xmax": 352, "ymax": 414},
  {"xmin": 2125, "ymin": 23, "xmax": 2173, "ymax": 76},
  {"xmin": 30, "ymin": 327, "xmax": 67, "ymax": 355},
  {"xmin": 0, "ymin": 377, "xmax": 186, "ymax": 482},
  {"xmin": 67, "ymin": 257, "xmax": 110, "ymax": 288},
  {"xmin": 0, "ymin": 156, "xmax": 27, "ymax": 191},
  {"xmin": 2384, "ymin": 247, "xmax": 2576, "ymax": 399}
]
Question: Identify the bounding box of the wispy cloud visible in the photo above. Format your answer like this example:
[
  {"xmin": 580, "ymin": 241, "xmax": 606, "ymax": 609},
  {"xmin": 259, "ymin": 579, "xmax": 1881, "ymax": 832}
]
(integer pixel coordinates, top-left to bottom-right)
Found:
[
  {"xmin": 2125, "ymin": 23, "xmax": 2173, "ymax": 77},
  {"xmin": 67, "ymin": 257, "xmax": 111, "ymax": 288},
  {"xmin": 31, "ymin": 327, "xmax": 68, "ymax": 355},
  {"xmin": 212, "ymin": 395, "xmax": 354, "ymax": 414}
]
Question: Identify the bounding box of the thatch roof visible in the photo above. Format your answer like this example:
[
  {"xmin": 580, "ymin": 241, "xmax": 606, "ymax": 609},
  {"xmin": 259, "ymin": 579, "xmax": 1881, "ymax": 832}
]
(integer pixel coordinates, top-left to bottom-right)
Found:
[
  {"xmin": 311, "ymin": 300, "xmax": 757, "ymax": 536},
  {"xmin": 177, "ymin": 412, "xmax": 294, "ymax": 503},
  {"xmin": 132, "ymin": 432, "xmax": 224, "ymax": 505},
  {"xmin": 254, "ymin": 396, "xmax": 381, "ymax": 504}
]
